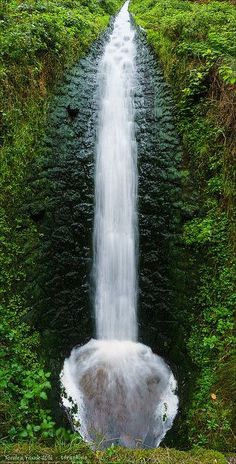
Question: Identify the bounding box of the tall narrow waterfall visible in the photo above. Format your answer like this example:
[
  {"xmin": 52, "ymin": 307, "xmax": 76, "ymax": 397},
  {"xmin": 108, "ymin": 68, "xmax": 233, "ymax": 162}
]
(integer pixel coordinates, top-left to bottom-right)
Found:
[
  {"xmin": 94, "ymin": 1, "xmax": 137, "ymax": 341},
  {"xmin": 61, "ymin": 1, "xmax": 178, "ymax": 449}
]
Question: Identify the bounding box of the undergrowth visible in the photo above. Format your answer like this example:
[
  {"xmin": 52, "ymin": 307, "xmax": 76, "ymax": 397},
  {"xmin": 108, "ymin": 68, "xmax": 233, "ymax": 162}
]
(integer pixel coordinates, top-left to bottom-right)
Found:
[{"xmin": 0, "ymin": 443, "xmax": 228, "ymax": 463}]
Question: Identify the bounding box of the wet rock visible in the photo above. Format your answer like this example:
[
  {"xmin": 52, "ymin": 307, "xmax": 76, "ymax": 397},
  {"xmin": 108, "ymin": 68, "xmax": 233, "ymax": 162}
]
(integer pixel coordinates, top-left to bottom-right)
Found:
[{"xmin": 134, "ymin": 31, "xmax": 182, "ymax": 354}]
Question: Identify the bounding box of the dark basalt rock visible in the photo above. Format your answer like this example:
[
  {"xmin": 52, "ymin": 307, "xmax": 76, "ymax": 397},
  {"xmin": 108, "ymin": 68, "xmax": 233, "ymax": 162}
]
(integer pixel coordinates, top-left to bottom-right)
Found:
[{"xmin": 134, "ymin": 30, "xmax": 183, "ymax": 356}]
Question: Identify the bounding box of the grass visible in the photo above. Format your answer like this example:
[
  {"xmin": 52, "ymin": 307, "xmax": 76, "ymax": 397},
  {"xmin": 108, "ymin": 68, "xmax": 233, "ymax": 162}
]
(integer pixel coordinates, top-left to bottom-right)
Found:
[{"xmin": 0, "ymin": 443, "xmax": 228, "ymax": 463}]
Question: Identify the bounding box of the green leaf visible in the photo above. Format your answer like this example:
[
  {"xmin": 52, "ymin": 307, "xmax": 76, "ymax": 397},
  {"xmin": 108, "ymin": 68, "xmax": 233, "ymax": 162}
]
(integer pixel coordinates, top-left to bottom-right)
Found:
[{"xmin": 40, "ymin": 391, "xmax": 47, "ymax": 400}]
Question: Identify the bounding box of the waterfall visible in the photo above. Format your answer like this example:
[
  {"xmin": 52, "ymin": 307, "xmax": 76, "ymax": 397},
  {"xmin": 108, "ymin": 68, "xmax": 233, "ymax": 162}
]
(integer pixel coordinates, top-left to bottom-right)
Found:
[
  {"xmin": 94, "ymin": 1, "xmax": 137, "ymax": 341},
  {"xmin": 61, "ymin": 1, "xmax": 178, "ymax": 448}
]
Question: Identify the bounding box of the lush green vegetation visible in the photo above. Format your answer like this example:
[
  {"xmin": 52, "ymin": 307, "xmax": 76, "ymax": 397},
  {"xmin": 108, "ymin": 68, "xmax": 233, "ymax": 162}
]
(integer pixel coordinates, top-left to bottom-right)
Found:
[
  {"xmin": 130, "ymin": 0, "xmax": 236, "ymax": 452},
  {"xmin": 0, "ymin": 0, "xmax": 123, "ymax": 443},
  {"xmin": 0, "ymin": 443, "xmax": 228, "ymax": 463}
]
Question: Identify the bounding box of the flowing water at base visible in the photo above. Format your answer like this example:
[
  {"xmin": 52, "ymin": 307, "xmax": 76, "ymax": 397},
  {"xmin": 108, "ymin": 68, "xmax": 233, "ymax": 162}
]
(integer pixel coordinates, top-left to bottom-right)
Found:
[{"xmin": 61, "ymin": 340, "xmax": 178, "ymax": 448}]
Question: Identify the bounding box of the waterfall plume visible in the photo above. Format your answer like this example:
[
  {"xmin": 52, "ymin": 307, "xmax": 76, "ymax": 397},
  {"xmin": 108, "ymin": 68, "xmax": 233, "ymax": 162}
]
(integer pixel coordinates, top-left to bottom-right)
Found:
[{"xmin": 94, "ymin": 1, "xmax": 137, "ymax": 341}]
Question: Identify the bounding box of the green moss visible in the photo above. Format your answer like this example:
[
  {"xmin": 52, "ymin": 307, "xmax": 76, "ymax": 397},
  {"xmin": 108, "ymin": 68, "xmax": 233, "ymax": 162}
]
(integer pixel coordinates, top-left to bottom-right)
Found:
[{"xmin": 0, "ymin": 444, "xmax": 228, "ymax": 463}]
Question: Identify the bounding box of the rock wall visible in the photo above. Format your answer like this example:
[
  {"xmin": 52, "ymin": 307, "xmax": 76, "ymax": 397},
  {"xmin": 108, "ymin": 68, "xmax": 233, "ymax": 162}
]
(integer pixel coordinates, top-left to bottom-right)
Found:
[{"xmin": 135, "ymin": 31, "xmax": 182, "ymax": 354}]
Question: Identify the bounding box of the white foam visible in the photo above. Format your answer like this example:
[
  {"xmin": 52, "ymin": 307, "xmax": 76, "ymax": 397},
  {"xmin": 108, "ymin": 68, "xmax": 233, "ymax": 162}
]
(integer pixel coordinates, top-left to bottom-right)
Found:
[{"xmin": 61, "ymin": 340, "xmax": 178, "ymax": 448}]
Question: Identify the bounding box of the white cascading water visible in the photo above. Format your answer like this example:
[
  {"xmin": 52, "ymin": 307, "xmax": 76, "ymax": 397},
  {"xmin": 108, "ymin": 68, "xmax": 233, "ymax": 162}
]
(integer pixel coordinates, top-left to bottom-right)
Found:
[
  {"xmin": 94, "ymin": 0, "xmax": 137, "ymax": 341},
  {"xmin": 61, "ymin": 1, "xmax": 178, "ymax": 448}
]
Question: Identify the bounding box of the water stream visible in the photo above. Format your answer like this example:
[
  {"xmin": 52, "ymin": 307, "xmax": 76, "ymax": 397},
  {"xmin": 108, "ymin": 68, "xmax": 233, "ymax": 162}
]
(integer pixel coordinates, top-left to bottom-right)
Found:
[
  {"xmin": 94, "ymin": 2, "xmax": 137, "ymax": 341},
  {"xmin": 61, "ymin": 1, "xmax": 178, "ymax": 448}
]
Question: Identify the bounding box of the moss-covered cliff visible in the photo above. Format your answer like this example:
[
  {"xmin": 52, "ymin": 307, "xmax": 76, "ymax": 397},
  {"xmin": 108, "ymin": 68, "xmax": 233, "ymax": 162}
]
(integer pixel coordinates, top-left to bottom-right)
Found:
[{"xmin": 130, "ymin": 0, "xmax": 236, "ymax": 451}]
